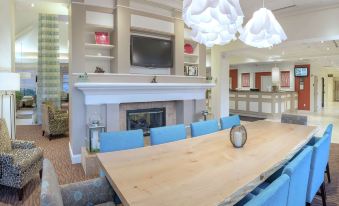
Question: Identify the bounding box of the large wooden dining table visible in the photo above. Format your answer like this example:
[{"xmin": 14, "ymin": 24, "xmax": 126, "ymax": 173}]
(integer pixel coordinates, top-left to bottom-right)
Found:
[{"xmin": 97, "ymin": 121, "xmax": 318, "ymax": 206}]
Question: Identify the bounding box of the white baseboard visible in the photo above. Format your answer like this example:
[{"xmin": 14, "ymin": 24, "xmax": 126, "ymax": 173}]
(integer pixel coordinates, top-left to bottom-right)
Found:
[{"xmin": 69, "ymin": 142, "xmax": 81, "ymax": 164}]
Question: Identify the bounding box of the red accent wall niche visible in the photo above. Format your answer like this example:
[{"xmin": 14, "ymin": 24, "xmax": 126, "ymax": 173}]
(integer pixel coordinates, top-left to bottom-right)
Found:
[
  {"xmin": 294, "ymin": 64, "xmax": 310, "ymax": 110},
  {"xmin": 229, "ymin": 69, "xmax": 238, "ymax": 89},
  {"xmin": 255, "ymin": 72, "xmax": 272, "ymax": 91}
]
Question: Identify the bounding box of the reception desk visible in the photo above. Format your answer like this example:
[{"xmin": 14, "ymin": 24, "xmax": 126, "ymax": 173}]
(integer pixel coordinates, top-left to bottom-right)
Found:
[{"xmin": 230, "ymin": 91, "xmax": 298, "ymax": 118}]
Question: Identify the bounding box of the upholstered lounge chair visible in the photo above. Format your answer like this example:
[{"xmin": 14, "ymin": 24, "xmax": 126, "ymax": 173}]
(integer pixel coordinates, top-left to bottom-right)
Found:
[
  {"xmin": 0, "ymin": 118, "xmax": 43, "ymax": 201},
  {"xmin": 42, "ymin": 101, "xmax": 69, "ymax": 140},
  {"xmin": 40, "ymin": 159, "xmax": 115, "ymax": 206}
]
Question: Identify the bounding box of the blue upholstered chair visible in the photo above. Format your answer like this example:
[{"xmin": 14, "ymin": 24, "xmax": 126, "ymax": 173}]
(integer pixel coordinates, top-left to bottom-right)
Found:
[
  {"xmin": 99, "ymin": 129, "xmax": 144, "ymax": 153},
  {"xmin": 99, "ymin": 129, "xmax": 144, "ymax": 204},
  {"xmin": 306, "ymin": 124, "xmax": 332, "ymax": 206},
  {"xmin": 220, "ymin": 115, "xmax": 241, "ymax": 130},
  {"xmin": 283, "ymin": 146, "xmax": 313, "ymax": 205},
  {"xmin": 150, "ymin": 124, "xmax": 186, "ymax": 145},
  {"xmin": 308, "ymin": 124, "xmax": 333, "ymax": 184},
  {"xmin": 251, "ymin": 146, "xmax": 312, "ymax": 206},
  {"xmin": 190, "ymin": 119, "xmax": 219, "ymax": 137},
  {"xmin": 235, "ymin": 174, "xmax": 290, "ymax": 206},
  {"xmin": 324, "ymin": 124, "xmax": 333, "ymax": 183}
]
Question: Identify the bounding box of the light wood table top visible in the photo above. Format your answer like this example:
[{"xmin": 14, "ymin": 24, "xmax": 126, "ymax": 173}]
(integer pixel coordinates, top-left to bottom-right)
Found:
[{"xmin": 97, "ymin": 121, "xmax": 318, "ymax": 206}]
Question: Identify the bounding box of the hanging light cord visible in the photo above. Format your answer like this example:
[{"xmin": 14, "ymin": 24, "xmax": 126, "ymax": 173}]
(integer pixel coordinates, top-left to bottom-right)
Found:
[{"xmin": 263, "ymin": 0, "xmax": 265, "ymax": 8}]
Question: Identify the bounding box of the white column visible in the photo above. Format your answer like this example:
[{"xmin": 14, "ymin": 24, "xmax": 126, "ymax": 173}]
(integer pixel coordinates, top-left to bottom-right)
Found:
[
  {"xmin": 0, "ymin": 0, "xmax": 15, "ymax": 72},
  {"xmin": 211, "ymin": 48, "xmax": 229, "ymax": 119},
  {"xmin": 0, "ymin": 0, "xmax": 16, "ymax": 139}
]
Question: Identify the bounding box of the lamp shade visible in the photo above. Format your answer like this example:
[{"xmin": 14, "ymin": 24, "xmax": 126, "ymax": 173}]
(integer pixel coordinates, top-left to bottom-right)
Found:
[
  {"xmin": 183, "ymin": 0, "xmax": 244, "ymax": 47},
  {"xmin": 239, "ymin": 8, "xmax": 287, "ymax": 48},
  {"xmin": 272, "ymin": 67, "xmax": 280, "ymax": 84},
  {"xmin": 0, "ymin": 72, "xmax": 20, "ymax": 91}
]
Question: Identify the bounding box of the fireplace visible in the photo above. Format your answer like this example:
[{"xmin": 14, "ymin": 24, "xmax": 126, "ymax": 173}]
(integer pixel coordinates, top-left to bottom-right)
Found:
[{"xmin": 126, "ymin": 108, "xmax": 166, "ymax": 135}]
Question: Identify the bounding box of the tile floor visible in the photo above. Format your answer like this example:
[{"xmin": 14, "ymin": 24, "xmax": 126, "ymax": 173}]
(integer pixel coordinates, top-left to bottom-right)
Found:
[
  {"xmin": 267, "ymin": 101, "xmax": 339, "ymax": 143},
  {"xmin": 16, "ymin": 108, "xmax": 35, "ymax": 125}
]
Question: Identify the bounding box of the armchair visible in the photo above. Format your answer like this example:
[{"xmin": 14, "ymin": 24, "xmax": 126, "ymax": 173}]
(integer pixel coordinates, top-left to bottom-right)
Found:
[
  {"xmin": 0, "ymin": 119, "xmax": 43, "ymax": 201},
  {"xmin": 42, "ymin": 101, "xmax": 69, "ymax": 140},
  {"xmin": 41, "ymin": 159, "xmax": 114, "ymax": 206}
]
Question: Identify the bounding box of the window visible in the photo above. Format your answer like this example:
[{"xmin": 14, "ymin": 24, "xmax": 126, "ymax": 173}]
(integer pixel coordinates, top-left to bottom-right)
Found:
[
  {"xmin": 63, "ymin": 74, "xmax": 69, "ymax": 92},
  {"xmin": 280, "ymin": 71, "xmax": 290, "ymax": 87},
  {"xmin": 242, "ymin": 73, "xmax": 250, "ymax": 87}
]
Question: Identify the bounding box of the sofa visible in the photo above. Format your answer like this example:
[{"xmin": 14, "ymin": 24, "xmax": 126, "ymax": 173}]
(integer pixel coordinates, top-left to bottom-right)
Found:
[
  {"xmin": 0, "ymin": 118, "xmax": 43, "ymax": 201},
  {"xmin": 20, "ymin": 96, "xmax": 35, "ymax": 108},
  {"xmin": 40, "ymin": 159, "xmax": 115, "ymax": 206}
]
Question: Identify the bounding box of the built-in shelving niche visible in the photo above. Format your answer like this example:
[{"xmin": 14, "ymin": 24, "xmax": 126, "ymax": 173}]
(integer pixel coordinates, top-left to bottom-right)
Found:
[
  {"xmin": 184, "ymin": 39, "xmax": 200, "ymax": 76},
  {"xmin": 84, "ymin": 6, "xmax": 115, "ymax": 73}
]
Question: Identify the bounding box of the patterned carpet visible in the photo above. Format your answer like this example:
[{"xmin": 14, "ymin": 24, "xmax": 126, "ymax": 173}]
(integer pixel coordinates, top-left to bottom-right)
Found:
[
  {"xmin": 0, "ymin": 125, "xmax": 92, "ymax": 206},
  {"xmin": 0, "ymin": 125, "xmax": 338, "ymax": 206}
]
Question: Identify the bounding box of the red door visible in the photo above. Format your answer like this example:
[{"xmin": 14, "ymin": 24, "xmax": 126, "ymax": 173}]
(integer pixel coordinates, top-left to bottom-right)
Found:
[{"xmin": 295, "ymin": 65, "xmax": 310, "ymax": 110}]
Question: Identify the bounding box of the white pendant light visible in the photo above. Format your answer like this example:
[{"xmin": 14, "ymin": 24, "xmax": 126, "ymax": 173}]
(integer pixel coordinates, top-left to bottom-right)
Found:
[
  {"xmin": 183, "ymin": 0, "xmax": 244, "ymax": 47},
  {"xmin": 271, "ymin": 66, "xmax": 280, "ymax": 84},
  {"xmin": 239, "ymin": 6, "xmax": 287, "ymax": 48}
]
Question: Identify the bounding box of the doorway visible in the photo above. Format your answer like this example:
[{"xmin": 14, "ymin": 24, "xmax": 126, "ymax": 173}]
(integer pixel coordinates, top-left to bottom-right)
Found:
[
  {"xmin": 335, "ymin": 81, "xmax": 339, "ymax": 101},
  {"xmin": 322, "ymin": 77, "xmax": 325, "ymax": 107}
]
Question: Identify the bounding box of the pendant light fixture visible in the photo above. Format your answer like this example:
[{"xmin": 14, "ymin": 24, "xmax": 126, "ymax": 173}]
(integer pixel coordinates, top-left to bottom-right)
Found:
[
  {"xmin": 239, "ymin": 0, "xmax": 287, "ymax": 48},
  {"xmin": 183, "ymin": 0, "xmax": 244, "ymax": 47},
  {"xmin": 271, "ymin": 65, "xmax": 280, "ymax": 84}
]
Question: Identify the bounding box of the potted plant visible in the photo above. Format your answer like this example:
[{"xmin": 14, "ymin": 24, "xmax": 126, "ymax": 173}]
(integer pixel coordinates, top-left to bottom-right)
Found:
[{"xmin": 15, "ymin": 91, "xmax": 23, "ymax": 110}]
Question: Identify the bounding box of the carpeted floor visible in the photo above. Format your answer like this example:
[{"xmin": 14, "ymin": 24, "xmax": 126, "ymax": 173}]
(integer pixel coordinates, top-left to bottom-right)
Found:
[
  {"xmin": 0, "ymin": 125, "xmax": 93, "ymax": 206},
  {"xmin": 0, "ymin": 125, "xmax": 338, "ymax": 206}
]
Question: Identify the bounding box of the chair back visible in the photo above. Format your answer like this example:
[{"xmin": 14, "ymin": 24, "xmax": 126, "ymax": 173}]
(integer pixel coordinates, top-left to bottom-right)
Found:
[
  {"xmin": 306, "ymin": 130, "xmax": 331, "ymax": 202},
  {"xmin": 99, "ymin": 129, "xmax": 144, "ymax": 153},
  {"xmin": 281, "ymin": 113, "xmax": 307, "ymax": 125},
  {"xmin": 40, "ymin": 159, "xmax": 64, "ymax": 206},
  {"xmin": 324, "ymin": 124, "xmax": 333, "ymax": 137},
  {"xmin": 190, "ymin": 119, "xmax": 219, "ymax": 138},
  {"xmin": 245, "ymin": 174, "xmax": 290, "ymax": 206},
  {"xmin": 220, "ymin": 115, "xmax": 240, "ymax": 130},
  {"xmin": 283, "ymin": 146, "xmax": 312, "ymax": 205},
  {"xmin": 150, "ymin": 124, "xmax": 186, "ymax": 145}
]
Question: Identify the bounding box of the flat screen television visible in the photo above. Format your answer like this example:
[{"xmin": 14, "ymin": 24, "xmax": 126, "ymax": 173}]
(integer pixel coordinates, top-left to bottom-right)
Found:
[
  {"xmin": 294, "ymin": 67, "xmax": 308, "ymax": 77},
  {"xmin": 130, "ymin": 35, "xmax": 173, "ymax": 68}
]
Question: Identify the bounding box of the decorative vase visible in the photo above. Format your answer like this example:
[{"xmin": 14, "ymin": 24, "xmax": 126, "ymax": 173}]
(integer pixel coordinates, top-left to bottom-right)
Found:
[
  {"xmin": 230, "ymin": 125, "xmax": 247, "ymax": 148},
  {"xmin": 184, "ymin": 43, "xmax": 193, "ymax": 54}
]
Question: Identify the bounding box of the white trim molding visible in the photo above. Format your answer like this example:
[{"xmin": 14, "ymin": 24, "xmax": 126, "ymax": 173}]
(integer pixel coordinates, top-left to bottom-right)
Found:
[
  {"xmin": 75, "ymin": 82, "xmax": 215, "ymax": 105},
  {"xmin": 69, "ymin": 142, "xmax": 81, "ymax": 164}
]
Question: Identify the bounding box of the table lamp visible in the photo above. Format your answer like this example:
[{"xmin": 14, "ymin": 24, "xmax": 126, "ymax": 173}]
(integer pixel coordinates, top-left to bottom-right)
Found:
[{"xmin": 0, "ymin": 72, "xmax": 20, "ymax": 139}]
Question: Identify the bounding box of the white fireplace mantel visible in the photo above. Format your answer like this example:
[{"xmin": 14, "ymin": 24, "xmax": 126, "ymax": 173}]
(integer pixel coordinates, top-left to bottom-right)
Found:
[{"xmin": 75, "ymin": 82, "xmax": 215, "ymax": 105}]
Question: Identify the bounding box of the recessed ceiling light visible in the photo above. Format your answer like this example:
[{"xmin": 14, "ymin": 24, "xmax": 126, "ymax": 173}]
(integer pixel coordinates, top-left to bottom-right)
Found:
[
  {"xmin": 31, "ymin": 3, "xmax": 35, "ymax": 7},
  {"xmin": 326, "ymin": 47, "xmax": 330, "ymax": 51},
  {"xmin": 65, "ymin": 22, "xmax": 69, "ymax": 25},
  {"xmin": 282, "ymin": 51, "xmax": 285, "ymax": 55},
  {"xmin": 299, "ymin": 58, "xmax": 303, "ymax": 60},
  {"xmin": 321, "ymin": 40, "xmax": 324, "ymax": 43}
]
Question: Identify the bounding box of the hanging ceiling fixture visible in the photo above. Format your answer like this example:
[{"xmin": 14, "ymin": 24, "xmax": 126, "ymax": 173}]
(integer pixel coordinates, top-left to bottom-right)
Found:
[
  {"xmin": 239, "ymin": 1, "xmax": 287, "ymax": 48},
  {"xmin": 183, "ymin": 0, "xmax": 244, "ymax": 47}
]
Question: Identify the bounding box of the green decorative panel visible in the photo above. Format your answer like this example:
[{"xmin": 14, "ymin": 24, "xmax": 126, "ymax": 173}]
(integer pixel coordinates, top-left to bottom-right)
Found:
[{"xmin": 37, "ymin": 14, "xmax": 61, "ymax": 124}]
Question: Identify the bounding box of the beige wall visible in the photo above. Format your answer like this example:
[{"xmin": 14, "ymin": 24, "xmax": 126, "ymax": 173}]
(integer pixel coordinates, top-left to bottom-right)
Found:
[
  {"xmin": 113, "ymin": 0, "xmax": 131, "ymax": 73},
  {"xmin": 69, "ymin": 0, "xmax": 209, "ymax": 158},
  {"xmin": 173, "ymin": 11, "xmax": 184, "ymax": 75}
]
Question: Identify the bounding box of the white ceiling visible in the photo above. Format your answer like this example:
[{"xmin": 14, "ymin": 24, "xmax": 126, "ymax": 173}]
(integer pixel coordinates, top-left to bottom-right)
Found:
[
  {"xmin": 157, "ymin": 0, "xmax": 339, "ymax": 17},
  {"xmin": 15, "ymin": 0, "xmax": 69, "ymax": 64},
  {"xmin": 14, "ymin": 0, "xmax": 339, "ymax": 68},
  {"xmin": 240, "ymin": 0, "xmax": 339, "ymax": 18},
  {"xmin": 228, "ymin": 40, "xmax": 339, "ymax": 65},
  {"xmin": 15, "ymin": 0, "xmax": 68, "ymax": 34}
]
